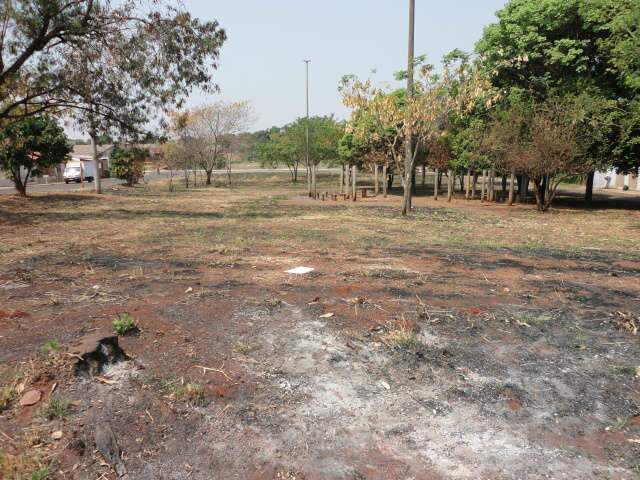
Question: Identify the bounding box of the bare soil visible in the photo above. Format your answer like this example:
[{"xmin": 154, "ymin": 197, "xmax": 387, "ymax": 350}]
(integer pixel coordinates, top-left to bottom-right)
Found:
[{"xmin": 1, "ymin": 174, "xmax": 640, "ymax": 479}]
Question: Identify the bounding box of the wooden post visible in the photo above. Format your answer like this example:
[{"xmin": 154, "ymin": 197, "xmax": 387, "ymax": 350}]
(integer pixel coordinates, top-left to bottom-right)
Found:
[
  {"xmin": 433, "ymin": 168, "xmax": 439, "ymax": 200},
  {"xmin": 471, "ymin": 173, "xmax": 477, "ymax": 199},
  {"xmin": 508, "ymin": 169, "xmax": 516, "ymax": 206},
  {"xmin": 447, "ymin": 169, "xmax": 453, "ymax": 202},
  {"xmin": 382, "ymin": 164, "xmax": 388, "ymax": 197},
  {"xmin": 339, "ymin": 165, "xmax": 344, "ymax": 194},
  {"xmin": 352, "ymin": 165, "xmax": 357, "ymax": 201}
]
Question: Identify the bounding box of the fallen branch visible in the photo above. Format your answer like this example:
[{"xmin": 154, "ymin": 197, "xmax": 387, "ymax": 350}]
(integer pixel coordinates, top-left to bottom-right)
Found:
[{"xmin": 194, "ymin": 364, "xmax": 232, "ymax": 382}]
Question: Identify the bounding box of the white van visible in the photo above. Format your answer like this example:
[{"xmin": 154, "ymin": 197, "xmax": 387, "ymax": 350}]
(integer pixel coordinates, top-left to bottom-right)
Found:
[{"xmin": 64, "ymin": 161, "xmax": 95, "ymax": 183}]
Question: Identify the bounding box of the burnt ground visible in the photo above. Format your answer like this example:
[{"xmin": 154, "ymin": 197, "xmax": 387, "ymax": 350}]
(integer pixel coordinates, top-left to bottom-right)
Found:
[{"xmin": 1, "ymin": 173, "xmax": 640, "ymax": 479}]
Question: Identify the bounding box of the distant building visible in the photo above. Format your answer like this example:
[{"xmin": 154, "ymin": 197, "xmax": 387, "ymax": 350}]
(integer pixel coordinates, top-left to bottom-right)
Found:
[{"xmin": 594, "ymin": 168, "xmax": 639, "ymax": 191}]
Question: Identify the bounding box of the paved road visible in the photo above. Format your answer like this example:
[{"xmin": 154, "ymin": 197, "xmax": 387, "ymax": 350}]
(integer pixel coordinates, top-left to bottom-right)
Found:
[{"xmin": 0, "ymin": 169, "xmax": 314, "ymax": 195}]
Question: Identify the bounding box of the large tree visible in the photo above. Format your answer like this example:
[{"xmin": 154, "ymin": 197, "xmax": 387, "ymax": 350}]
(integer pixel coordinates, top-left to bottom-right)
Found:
[
  {"xmin": 1, "ymin": 1, "xmax": 227, "ymax": 193},
  {"xmin": 476, "ymin": 0, "xmax": 640, "ymax": 201},
  {"xmin": 0, "ymin": 115, "xmax": 70, "ymax": 196}
]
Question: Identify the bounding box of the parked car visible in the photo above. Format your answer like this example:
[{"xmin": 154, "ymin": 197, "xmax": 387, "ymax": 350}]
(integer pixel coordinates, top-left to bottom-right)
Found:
[{"xmin": 63, "ymin": 161, "xmax": 94, "ymax": 183}]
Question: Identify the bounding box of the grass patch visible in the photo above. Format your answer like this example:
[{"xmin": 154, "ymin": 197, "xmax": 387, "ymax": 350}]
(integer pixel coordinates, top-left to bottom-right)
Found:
[
  {"xmin": 381, "ymin": 319, "xmax": 424, "ymax": 351},
  {"xmin": 165, "ymin": 379, "xmax": 206, "ymax": 407},
  {"xmin": 0, "ymin": 452, "xmax": 50, "ymax": 480},
  {"xmin": 233, "ymin": 341, "xmax": 260, "ymax": 355},
  {"xmin": 39, "ymin": 339, "xmax": 60, "ymax": 355},
  {"xmin": 41, "ymin": 396, "xmax": 71, "ymax": 420},
  {"xmin": 112, "ymin": 313, "xmax": 139, "ymax": 335},
  {"xmin": 0, "ymin": 385, "xmax": 18, "ymax": 413}
]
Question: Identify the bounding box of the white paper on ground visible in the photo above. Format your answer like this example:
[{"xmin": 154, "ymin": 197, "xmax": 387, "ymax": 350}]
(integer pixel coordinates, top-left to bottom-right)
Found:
[{"xmin": 285, "ymin": 267, "xmax": 315, "ymax": 275}]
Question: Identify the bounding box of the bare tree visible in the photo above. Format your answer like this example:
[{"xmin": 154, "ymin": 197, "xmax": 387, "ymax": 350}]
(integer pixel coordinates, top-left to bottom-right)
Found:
[{"xmin": 185, "ymin": 101, "xmax": 254, "ymax": 185}]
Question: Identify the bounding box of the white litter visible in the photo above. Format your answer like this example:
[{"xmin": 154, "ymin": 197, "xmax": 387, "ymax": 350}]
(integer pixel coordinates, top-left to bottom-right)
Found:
[{"xmin": 285, "ymin": 267, "xmax": 314, "ymax": 275}]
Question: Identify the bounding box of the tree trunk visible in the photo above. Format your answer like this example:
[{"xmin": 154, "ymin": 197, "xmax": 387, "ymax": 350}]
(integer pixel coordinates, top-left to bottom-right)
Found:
[
  {"xmin": 508, "ymin": 169, "xmax": 516, "ymax": 206},
  {"xmin": 374, "ymin": 165, "xmax": 379, "ymax": 195},
  {"xmin": 383, "ymin": 165, "xmax": 388, "ymax": 197},
  {"xmin": 447, "ymin": 169, "xmax": 453, "ymax": 202},
  {"xmin": 312, "ymin": 164, "xmax": 317, "ymax": 197},
  {"xmin": 206, "ymin": 170, "xmax": 213, "ymax": 185},
  {"xmin": 465, "ymin": 169, "xmax": 471, "ymax": 199},
  {"xmin": 411, "ymin": 166, "xmax": 416, "ymax": 195},
  {"xmin": 12, "ymin": 170, "xmax": 28, "ymax": 197},
  {"xmin": 352, "ymin": 165, "xmax": 357, "ymax": 202},
  {"xmin": 90, "ymin": 131, "xmax": 102, "ymax": 194},
  {"xmin": 534, "ymin": 178, "xmax": 545, "ymax": 212},
  {"xmin": 422, "ymin": 165, "xmax": 426, "ymax": 186},
  {"xmin": 339, "ymin": 165, "xmax": 344, "ymax": 194},
  {"xmin": 481, "ymin": 170, "xmax": 487, "ymax": 202},
  {"xmin": 501, "ymin": 174, "xmax": 507, "ymax": 201},
  {"xmin": 585, "ymin": 171, "xmax": 594, "ymax": 205},
  {"xmin": 387, "ymin": 172, "xmax": 394, "ymax": 191},
  {"xmin": 433, "ymin": 169, "xmax": 439, "ymax": 200},
  {"xmin": 307, "ymin": 165, "xmax": 312, "ymax": 197},
  {"xmin": 472, "ymin": 173, "xmax": 477, "ymax": 199},
  {"xmin": 522, "ymin": 175, "xmax": 529, "ymax": 202}
]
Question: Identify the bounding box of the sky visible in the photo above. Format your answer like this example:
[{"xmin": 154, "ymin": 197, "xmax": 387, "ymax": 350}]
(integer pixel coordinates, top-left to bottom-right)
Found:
[{"xmin": 183, "ymin": 0, "xmax": 508, "ymax": 132}]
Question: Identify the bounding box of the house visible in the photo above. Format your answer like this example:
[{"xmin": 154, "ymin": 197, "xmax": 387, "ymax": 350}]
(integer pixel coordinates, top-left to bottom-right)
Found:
[
  {"xmin": 594, "ymin": 168, "xmax": 640, "ymax": 191},
  {"xmin": 67, "ymin": 144, "xmax": 116, "ymax": 178}
]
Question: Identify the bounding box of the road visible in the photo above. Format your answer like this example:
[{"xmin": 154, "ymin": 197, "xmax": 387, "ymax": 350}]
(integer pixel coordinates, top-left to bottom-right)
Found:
[{"xmin": 0, "ymin": 168, "xmax": 313, "ymax": 195}]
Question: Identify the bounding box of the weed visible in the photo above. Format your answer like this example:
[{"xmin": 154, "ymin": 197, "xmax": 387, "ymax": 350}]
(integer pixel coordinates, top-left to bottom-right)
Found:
[
  {"xmin": 41, "ymin": 396, "xmax": 71, "ymax": 420},
  {"xmin": 165, "ymin": 379, "xmax": 206, "ymax": 407},
  {"xmin": 39, "ymin": 339, "xmax": 60, "ymax": 355},
  {"xmin": 31, "ymin": 467, "xmax": 50, "ymax": 480},
  {"xmin": 234, "ymin": 341, "xmax": 260, "ymax": 355},
  {"xmin": 112, "ymin": 313, "xmax": 139, "ymax": 335},
  {"xmin": 381, "ymin": 318, "xmax": 424, "ymax": 351},
  {"xmin": 0, "ymin": 452, "xmax": 48, "ymax": 480},
  {"xmin": 0, "ymin": 385, "xmax": 17, "ymax": 412}
]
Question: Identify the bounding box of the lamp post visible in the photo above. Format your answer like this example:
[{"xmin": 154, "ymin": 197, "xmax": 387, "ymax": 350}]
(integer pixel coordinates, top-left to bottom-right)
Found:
[{"xmin": 304, "ymin": 59, "xmax": 312, "ymax": 197}]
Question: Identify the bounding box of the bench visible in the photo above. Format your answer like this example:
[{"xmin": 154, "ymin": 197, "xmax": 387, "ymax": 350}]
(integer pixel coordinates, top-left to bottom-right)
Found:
[{"xmin": 356, "ymin": 186, "xmax": 376, "ymax": 198}]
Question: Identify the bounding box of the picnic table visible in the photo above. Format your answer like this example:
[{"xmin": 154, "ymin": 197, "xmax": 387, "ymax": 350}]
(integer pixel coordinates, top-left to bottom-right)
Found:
[{"xmin": 356, "ymin": 186, "xmax": 376, "ymax": 198}]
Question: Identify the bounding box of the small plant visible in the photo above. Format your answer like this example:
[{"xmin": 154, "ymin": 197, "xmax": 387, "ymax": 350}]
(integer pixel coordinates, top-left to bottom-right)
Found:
[
  {"xmin": 40, "ymin": 339, "xmax": 60, "ymax": 355},
  {"xmin": 381, "ymin": 318, "xmax": 424, "ymax": 351},
  {"xmin": 31, "ymin": 467, "xmax": 51, "ymax": 480},
  {"xmin": 0, "ymin": 385, "xmax": 17, "ymax": 412},
  {"xmin": 234, "ymin": 341, "xmax": 259, "ymax": 355},
  {"xmin": 41, "ymin": 396, "xmax": 71, "ymax": 420},
  {"xmin": 112, "ymin": 313, "xmax": 139, "ymax": 335},
  {"xmin": 166, "ymin": 379, "xmax": 206, "ymax": 407}
]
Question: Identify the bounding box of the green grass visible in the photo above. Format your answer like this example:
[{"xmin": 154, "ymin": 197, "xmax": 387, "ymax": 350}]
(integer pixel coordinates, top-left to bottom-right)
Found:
[
  {"xmin": 39, "ymin": 339, "xmax": 61, "ymax": 355},
  {"xmin": 0, "ymin": 385, "xmax": 18, "ymax": 413},
  {"xmin": 41, "ymin": 396, "xmax": 71, "ymax": 420},
  {"xmin": 112, "ymin": 313, "xmax": 139, "ymax": 335},
  {"xmin": 165, "ymin": 380, "xmax": 206, "ymax": 407}
]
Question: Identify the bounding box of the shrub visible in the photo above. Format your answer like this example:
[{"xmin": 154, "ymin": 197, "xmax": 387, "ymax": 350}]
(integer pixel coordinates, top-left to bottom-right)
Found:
[
  {"xmin": 40, "ymin": 339, "xmax": 60, "ymax": 355},
  {"xmin": 112, "ymin": 313, "xmax": 139, "ymax": 335},
  {"xmin": 41, "ymin": 396, "xmax": 71, "ymax": 420},
  {"xmin": 110, "ymin": 147, "xmax": 147, "ymax": 186},
  {"xmin": 0, "ymin": 385, "xmax": 17, "ymax": 412}
]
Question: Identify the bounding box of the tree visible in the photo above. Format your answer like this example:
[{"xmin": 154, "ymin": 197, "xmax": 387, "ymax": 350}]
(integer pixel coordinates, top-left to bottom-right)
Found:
[
  {"xmin": 340, "ymin": 59, "xmax": 490, "ymax": 214},
  {"xmin": 483, "ymin": 97, "xmax": 586, "ymax": 212},
  {"xmin": 110, "ymin": 147, "xmax": 146, "ymax": 187},
  {"xmin": 1, "ymin": 1, "xmax": 227, "ymax": 194},
  {"xmin": 0, "ymin": 115, "xmax": 70, "ymax": 196},
  {"xmin": 254, "ymin": 116, "xmax": 342, "ymax": 183},
  {"xmin": 1, "ymin": 1, "xmax": 226, "ymax": 121},
  {"xmin": 476, "ymin": 0, "xmax": 640, "ymax": 202},
  {"xmin": 182, "ymin": 101, "xmax": 254, "ymax": 185}
]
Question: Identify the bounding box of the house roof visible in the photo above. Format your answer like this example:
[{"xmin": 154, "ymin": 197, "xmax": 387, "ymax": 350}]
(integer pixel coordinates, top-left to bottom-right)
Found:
[{"xmin": 71, "ymin": 144, "xmax": 114, "ymax": 159}]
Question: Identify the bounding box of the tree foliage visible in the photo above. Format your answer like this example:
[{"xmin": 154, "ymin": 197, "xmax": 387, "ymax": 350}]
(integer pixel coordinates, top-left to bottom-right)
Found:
[
  {"xmin": 0, "ymin": 115, "xmax": 70, "ymax": 195},
  {"xmin": 109, "ymin": 146, "xmax": 146, "ymax": 186}
]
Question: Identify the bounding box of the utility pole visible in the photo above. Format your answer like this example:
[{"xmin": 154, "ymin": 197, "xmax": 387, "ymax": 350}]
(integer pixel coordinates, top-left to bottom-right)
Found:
[
  {"xmin": 402, "ymin": 0, "xmax": 415, "ymax": 215},
  {"xmin": 304, "ymin": 59, "xmax": 313, "ymax": 197}
]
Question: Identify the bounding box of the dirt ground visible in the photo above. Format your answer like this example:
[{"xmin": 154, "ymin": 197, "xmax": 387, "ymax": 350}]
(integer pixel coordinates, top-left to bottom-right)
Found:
[{"xmin": 1, "ymin": 173, "xmax": 640, "ymax": 480}]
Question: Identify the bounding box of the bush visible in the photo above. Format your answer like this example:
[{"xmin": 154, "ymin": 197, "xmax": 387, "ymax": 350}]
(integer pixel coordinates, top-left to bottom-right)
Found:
[
  {"xmin": 110, "ymin": 147, "xmax": 147, "ymax": 186},
  {"xmin": 112, "ymin": 313, "xmax": 139, "ymax": 335},
  {"xmin": 41, "ymin": 396, "xmax": 71, "ymax": 420}
]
